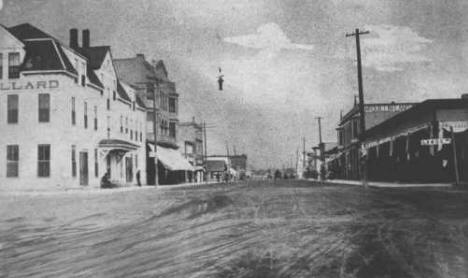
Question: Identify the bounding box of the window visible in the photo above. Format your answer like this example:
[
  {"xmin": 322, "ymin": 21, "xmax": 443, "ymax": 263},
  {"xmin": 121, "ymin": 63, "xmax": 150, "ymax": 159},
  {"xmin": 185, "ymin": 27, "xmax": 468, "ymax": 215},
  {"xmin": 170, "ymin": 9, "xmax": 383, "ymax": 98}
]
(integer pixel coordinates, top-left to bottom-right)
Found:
[
  {"xmin": 8, "ymin": 52, "xmax": 20, "ymax": 79},
  {"xmin": 71, "ymin": 145, "xmax": 76, "ymax": 177},
  {"xmin": 147, "ymin": 83, "xmax": 155, "ymax": 99},
  {"xmin": 38, "ymin": 144, "xmax": 50, "ymax": 177},
  {"xmin": 106, "ymin": 116, "xmax": 110, "ymax": 138},
  {"xmin": 140, "ymin": 132, "xmax": 142, "ymax": 142},
  {"xmin": 94, "ymin": 149, "xmax": 98, "ymax": 178},
  {"xmin": 74, "ymin": 59, "xmax": 79, "ymax": 84},
  {"xmin": 84, "ymin": 101, "xmax": 88, "ymax": 129},
  {"xmin": 6, "ymin": 145, "xmax": 19, "ymax": 177},
  {"xmin": 0, "ymin": 54, "xmax": 3, "ymax": 79},
  {"xmin": 147, "ymin": 111, "xmax": 154, "ymax": 121},
  {"xmin": 81, "ymin": 75, "xmax": 86, "ymax": 87},
  {"xmin": 132, "ymin": 101, "xmax": 136, "ymax": 111},
  {"xmin": 38, "ymin": 94, "xmax": 50, "ymax": 122},
  {"xmin": 120, "ymin": 116, "xmax": 123, "ymax": 133},
  {"xmin": 94, "ymin": 106, "xmax": 98, "ymax": 130},
  {"xmin": 7, "ymin": 95, "xmax": 18, "ymax": 124},
  {"xmin": 107, "ymin": 98, "xmax": 110, "ymax": 110},
  {"xmin": 169, "ymin": 122, "xmax": 176, "ymax": 138},
  {"xmin": 169, "ymin": 98, "xmax": 176, "ymax": 113},
  {"xmin": 125, "ymin": 117, "xmax": 128, "ymax": 134},
  {"xmin": 113, "ymin": 91, "xmax": 116, "ymax": 101},
  {"xmin": 71, "ymin": 97, "xmax": 76, "ymax": 125},
  {"xmin": 130, "ymin": 129, "xmax": 133, "ymax": 140}
]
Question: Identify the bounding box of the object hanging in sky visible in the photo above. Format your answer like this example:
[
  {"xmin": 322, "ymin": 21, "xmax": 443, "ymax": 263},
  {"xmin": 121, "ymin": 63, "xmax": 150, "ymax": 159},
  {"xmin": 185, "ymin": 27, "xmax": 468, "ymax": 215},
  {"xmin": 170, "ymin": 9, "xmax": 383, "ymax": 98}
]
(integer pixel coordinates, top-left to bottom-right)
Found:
[{"xmin": 218, "ymin": 67, "xmax": 224, "ymax": 91}]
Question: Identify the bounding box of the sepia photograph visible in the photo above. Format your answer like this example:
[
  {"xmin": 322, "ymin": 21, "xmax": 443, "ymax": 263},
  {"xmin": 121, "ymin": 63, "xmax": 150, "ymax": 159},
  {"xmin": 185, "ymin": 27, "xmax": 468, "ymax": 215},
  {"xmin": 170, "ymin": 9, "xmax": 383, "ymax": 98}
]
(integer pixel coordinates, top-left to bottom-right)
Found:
[{"xmin": 0, "ymin": 0, "xmax": 468, "ymax": 277}]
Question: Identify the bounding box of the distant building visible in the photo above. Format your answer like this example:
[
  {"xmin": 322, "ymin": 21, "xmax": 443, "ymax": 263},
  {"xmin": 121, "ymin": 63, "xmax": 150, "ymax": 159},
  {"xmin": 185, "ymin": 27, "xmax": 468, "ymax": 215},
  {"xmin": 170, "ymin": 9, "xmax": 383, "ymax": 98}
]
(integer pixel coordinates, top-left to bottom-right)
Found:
[
  {"xmin": 114, "ymin": 55, "xmax": 192, "ymax": 185},
  {"xmin": 0, "ymin": 24, "xmax": 146, "ymax": 189},
  {"xmin": 178, "ymin": 117, "xmax": 204, "ymax": 182},
  {"xmin": 334, "ymin": 101, "xmax": 415, "ymax": 180},
  {"xmin": 206, "ymin": 159, "xmax": 226, "ymax": 182},
  {"xmin": 207, "ymin": 154, "xmax": 248, "ymax": 179}
]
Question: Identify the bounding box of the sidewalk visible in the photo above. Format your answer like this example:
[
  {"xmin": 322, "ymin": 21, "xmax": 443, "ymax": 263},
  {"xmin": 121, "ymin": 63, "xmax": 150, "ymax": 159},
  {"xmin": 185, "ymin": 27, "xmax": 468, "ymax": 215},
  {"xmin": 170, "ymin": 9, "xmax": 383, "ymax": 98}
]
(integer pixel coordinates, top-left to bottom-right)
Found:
[
  {"xmin": 307, "ymin": 178, "xmax": 453, "ymax": 188},
  {"xmin": 0, "ymin": 181, "xmax": 224, "ymax": 196}
]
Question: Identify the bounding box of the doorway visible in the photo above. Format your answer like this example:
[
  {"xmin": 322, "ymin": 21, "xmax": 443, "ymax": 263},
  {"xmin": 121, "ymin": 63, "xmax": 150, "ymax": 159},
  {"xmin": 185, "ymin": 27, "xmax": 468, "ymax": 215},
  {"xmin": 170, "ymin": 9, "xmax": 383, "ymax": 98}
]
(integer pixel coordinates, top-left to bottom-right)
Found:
[{"xmin": 79, "ymin": 151, "xmax": 89, "ymax": 186}]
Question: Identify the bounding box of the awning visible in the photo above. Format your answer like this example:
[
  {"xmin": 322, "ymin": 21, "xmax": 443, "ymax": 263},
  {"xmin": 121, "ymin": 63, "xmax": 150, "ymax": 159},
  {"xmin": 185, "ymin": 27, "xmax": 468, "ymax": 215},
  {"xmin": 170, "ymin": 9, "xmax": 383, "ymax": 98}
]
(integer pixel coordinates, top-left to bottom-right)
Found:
[
  {"xmin": 148, "ymin": 143, "xmax": 194, "ymax": 171},
  {"xmin": 99, "ymin": 139, "xmax": 139, "ymax": 151}
]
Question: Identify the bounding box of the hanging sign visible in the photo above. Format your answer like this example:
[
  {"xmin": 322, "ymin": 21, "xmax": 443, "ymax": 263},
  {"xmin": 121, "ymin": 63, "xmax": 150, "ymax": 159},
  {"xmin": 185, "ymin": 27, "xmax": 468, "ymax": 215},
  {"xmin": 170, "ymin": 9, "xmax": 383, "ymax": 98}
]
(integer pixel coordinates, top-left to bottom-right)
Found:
[{"xmin": 420, "ymin": 138, "xmax": 451, "ymax": 146}]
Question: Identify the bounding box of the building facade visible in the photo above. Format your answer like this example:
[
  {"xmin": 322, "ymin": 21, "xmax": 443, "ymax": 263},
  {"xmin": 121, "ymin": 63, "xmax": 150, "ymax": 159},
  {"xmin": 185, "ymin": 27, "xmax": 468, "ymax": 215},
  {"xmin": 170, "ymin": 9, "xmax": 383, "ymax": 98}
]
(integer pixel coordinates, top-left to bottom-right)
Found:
[
  {"xmin": 114, "ymin": 55, "xmax": 190, "ymax": 185},
  {"xmin": 0, "ymin": 24, "xmax": 146, "ymax": 189},
  {"xmin": 178, "ymin": 118, "xmax": 204, "ymax": 182},
  {"xmin": 361, "ymin": 98, "xmax": 468, "ymax": 183},
  {"xmin": 332, "ymin": 101, "xmax": 414, "ymax": 180}
]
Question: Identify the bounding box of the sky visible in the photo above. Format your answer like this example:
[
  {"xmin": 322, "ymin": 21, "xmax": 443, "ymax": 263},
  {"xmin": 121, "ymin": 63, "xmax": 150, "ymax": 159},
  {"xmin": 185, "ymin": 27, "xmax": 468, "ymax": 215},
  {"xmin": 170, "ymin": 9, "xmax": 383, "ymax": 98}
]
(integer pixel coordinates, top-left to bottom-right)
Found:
[{"xmin": 1, "ymin": 0, "xmax": 468, "ymax": 169}]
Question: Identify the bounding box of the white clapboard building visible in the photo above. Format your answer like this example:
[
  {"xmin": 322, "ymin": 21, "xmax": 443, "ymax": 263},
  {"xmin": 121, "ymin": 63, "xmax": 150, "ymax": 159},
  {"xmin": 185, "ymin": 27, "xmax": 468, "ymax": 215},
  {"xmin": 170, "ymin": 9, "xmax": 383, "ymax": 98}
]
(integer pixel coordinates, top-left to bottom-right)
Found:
[{"xmin": 0, "ymin": 23, "xmax": 146, "ymax": 189}]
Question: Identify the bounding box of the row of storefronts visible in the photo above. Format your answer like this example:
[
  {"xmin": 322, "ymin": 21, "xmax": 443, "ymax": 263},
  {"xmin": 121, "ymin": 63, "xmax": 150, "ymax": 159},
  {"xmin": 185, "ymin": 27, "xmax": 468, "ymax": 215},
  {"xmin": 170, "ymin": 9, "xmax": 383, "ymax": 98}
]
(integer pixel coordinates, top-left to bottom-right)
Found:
[
  {"xmin": 325, "ymin": 97, "xmax": 468, "ymax": 183},
  {"xmin": 0, "ymin": 23, "xmax": 204, "ymax": 189}
]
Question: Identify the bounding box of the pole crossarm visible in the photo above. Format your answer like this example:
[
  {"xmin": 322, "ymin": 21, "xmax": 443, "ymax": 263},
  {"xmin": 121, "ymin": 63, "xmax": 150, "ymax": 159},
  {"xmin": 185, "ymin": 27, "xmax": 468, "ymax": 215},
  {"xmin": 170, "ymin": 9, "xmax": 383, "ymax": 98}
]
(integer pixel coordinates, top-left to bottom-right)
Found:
[{"xmin": 345, "ymin": 30, "xmax": 370, "ymax": 37}]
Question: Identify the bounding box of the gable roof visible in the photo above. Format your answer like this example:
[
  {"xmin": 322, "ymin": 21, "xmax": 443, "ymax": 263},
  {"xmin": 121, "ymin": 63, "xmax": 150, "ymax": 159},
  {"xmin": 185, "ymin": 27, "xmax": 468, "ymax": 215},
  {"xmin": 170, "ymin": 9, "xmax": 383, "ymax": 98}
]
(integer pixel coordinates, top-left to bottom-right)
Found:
[
  {"xmin": 77, "ymin": 46, "xmax": 110, "ymax": 70},
  {"xmin": 117, "ymin": 80, "xmax": 131, "ymax": 102},
  {"xmin": 114, "ymin": 56, "xmax": 157, "ymax": 84},
  {"xmin": 135, "ymin": 95, "xmax": 146, "ymax": 109}
]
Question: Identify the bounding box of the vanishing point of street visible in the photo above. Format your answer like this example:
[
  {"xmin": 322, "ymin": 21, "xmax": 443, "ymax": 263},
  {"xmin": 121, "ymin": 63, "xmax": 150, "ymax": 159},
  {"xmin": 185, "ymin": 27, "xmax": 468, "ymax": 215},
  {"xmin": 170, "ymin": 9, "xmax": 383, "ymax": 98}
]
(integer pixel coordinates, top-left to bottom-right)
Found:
[{"xmin": 1, "ymin": 180, "xmax": 467, "ymax": 278}]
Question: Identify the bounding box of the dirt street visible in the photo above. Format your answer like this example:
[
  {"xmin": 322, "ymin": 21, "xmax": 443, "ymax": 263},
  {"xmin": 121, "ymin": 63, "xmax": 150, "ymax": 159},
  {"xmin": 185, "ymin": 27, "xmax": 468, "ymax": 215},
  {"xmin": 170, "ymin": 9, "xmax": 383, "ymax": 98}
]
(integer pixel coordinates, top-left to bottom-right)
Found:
[{"xmin": 1, "ymin": 180, "xmax": 467, "ymax": 277}]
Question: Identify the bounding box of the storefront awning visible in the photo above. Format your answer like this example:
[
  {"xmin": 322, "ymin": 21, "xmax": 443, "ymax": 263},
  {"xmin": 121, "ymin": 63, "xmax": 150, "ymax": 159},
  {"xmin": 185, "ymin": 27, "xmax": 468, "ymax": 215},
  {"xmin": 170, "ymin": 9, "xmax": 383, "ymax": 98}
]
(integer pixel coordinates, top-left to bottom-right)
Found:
[{"xmin": 148, "ymin": 143, "xmax": 194, "ymax": 171}]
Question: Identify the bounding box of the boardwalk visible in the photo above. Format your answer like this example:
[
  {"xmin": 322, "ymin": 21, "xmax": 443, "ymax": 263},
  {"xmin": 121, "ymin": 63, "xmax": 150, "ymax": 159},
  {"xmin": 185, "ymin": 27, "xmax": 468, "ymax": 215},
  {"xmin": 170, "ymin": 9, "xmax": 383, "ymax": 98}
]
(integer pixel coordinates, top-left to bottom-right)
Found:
[{"xmin": 1, "ymin": 180, "xmax": 467, "ymax": 277}]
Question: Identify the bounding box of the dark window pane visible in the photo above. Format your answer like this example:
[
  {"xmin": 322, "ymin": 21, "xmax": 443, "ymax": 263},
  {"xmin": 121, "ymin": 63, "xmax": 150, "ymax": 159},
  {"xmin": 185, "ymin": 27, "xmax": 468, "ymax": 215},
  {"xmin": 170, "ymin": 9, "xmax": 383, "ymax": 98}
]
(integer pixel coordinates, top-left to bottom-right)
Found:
[
  {"xmin": 38, "ymin": 94, "xmax": 50, "ymax": 122},
  {"xmin": 8, "ymin": 52, "xmax": 20, "ymax": 79},
  {"xmin": 7, "ymin": 95, "xmax": 18, "ymax": 123}
]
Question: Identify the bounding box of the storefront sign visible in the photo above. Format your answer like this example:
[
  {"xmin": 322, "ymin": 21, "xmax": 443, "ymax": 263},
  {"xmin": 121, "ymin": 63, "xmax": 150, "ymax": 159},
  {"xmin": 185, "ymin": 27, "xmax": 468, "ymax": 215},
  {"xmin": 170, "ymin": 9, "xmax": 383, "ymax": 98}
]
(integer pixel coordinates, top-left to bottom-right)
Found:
[
  {"xmin": 365, "ymin": 104, "xmax": 413, "ymax": 113},
  {"xmin": 420, "ymin": 138, "xmax": 451, "ymax": 146},
  {"xmin": 0, "ymin": 80, "xmax": 59, "ymax": 91},
  {"xmin": 440, "ymin": 121, "xmax": 468, "ymax": 133}
]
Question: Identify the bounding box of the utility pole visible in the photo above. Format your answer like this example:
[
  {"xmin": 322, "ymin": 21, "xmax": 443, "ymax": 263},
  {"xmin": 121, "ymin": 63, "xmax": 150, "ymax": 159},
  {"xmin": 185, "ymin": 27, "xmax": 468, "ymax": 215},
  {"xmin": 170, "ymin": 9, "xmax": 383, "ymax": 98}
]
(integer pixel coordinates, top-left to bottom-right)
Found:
[
  {"xmin": 302, "ymin": 137, "xmax": 306, "ymax": 179},
  {"xmin": 152, "ymin": 80, "xmax": 159, "ymax": 186},
  {"xmin": 203, "ymin": 121, "xmax": 208, "ymax": 182},
  {"xmin": 316, "ymin": 117, "xmax": 325, "ymax": 180},
  {"xmin": 450, "ymin": 127, "xmax": 460, "ymax": 185},
  {"xmin": 346, "ymin": 28, "xmax": 370, "ymax": 187}
]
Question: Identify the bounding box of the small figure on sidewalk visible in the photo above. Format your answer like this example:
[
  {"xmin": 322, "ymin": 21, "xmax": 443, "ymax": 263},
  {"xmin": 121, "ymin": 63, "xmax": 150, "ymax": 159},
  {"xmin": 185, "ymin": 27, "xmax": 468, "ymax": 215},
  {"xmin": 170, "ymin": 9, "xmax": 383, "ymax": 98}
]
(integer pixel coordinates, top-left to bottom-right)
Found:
[
  {"xmin": 100, "ymin": 171, "xmax": 112, "ymax": 188},
  {"xmin": 136, "ymin": 170, "xmax": 141, "ymax": 187}
]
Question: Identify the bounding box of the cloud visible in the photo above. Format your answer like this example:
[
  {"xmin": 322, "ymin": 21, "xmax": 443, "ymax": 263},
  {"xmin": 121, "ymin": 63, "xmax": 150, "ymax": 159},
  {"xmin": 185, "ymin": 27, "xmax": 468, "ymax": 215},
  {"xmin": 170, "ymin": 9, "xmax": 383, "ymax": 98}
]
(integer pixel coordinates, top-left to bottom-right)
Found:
[
  {"xmin": 360, "ymin": 25, "xmax": 432, "ymax": 72},
  {"xmin": 224, "ymin": 23, "xmax": 314, "ymax": 54}
]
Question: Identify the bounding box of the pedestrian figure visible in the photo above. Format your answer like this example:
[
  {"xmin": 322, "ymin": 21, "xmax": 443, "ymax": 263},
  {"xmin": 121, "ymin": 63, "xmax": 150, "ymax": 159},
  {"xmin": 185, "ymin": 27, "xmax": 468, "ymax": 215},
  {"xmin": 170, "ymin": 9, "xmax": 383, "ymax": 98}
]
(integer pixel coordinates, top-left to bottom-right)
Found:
[
  {"xmin": 136, "ymin": 170, "xmax": 141, "ymax": 187},
  {"xmin": 100, "ymin": 171, "xmax": 112, "ymax": 188}
]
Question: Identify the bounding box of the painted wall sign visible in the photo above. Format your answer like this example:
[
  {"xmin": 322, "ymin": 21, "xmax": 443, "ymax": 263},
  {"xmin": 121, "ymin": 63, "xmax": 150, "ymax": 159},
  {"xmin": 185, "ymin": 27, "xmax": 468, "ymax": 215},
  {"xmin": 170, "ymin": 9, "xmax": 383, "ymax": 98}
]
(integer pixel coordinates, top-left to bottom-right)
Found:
[
  {"xmin": 365, "ymin": 104, "xmax": 413, "ymax": 113},
  {"xmin": 420, "ymin": 138, "xmax": 451, "ymax": 146},
  {"xmin": 0, "ymin": 80, "xmax": 59, "ymax": 91}
]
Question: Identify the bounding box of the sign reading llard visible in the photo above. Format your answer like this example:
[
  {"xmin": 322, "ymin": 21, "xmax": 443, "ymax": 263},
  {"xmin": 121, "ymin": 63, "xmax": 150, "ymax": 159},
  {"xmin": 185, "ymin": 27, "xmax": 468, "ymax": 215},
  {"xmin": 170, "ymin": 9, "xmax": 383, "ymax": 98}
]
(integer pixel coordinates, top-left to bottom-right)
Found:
[{"xmin": 0, "ymin": 80, "xmax": 59, "ymax": 91}]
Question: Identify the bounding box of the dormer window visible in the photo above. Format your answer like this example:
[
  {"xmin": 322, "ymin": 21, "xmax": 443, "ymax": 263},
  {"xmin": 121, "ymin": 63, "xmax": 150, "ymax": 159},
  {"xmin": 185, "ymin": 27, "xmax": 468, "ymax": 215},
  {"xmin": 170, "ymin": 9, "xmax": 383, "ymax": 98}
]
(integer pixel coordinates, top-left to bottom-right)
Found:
[{"xmin": 8, "ymin": 52, "xmax": 20, "ymax": 79}]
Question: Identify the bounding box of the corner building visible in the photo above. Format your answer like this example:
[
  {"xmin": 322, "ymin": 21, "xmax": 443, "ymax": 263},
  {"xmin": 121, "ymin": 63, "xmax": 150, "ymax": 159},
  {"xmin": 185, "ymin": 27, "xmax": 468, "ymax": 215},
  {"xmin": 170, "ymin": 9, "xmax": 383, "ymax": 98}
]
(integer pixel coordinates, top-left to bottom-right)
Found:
[{"xmin": 0, "ymin": 24, "xmax": 146, "ymax": 189}]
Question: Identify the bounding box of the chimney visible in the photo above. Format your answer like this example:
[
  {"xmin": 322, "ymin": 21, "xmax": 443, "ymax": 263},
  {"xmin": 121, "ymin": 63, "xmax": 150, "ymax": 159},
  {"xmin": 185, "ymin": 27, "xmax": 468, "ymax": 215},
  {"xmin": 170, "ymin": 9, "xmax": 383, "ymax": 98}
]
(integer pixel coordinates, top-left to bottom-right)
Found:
[
  {"xmin": 69, "ymin": 28, "xmax": 78, "ymax": 49},
  {"xmin": 136, "ymin": 53, "xmax": 145, "ymax": 59},
  {"xmin": 82, "ymin": 29, "xmax": 90, "ymax": 48}
]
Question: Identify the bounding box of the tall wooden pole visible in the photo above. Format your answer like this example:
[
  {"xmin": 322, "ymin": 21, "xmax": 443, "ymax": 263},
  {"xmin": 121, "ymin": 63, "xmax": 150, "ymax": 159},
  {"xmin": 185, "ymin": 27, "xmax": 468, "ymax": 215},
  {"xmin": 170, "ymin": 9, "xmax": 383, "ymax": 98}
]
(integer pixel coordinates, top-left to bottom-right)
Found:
[
  {"xmin": 451, "ymin": 127, "xmax": 460, "ymax": 185},
  {"xmin": 203, "ymin": 121, "xmax": 208, "ymax": 182},
  {"xmin": 346, "ymin": 28, "xmax": 370, "ymax": 187},
  {"xmin": 152, "ymin": 80, "xmax": 159, "ymax": 186}
]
